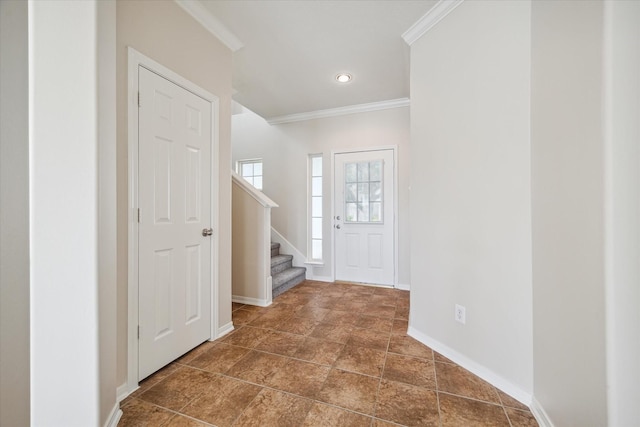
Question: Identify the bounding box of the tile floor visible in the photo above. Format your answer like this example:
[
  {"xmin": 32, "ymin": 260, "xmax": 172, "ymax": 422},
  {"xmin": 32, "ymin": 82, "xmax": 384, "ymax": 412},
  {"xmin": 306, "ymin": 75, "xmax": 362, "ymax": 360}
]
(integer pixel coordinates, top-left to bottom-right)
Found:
[{"xmin": 119, "ymin": 281, "xmax": 538, "ymax": 427}]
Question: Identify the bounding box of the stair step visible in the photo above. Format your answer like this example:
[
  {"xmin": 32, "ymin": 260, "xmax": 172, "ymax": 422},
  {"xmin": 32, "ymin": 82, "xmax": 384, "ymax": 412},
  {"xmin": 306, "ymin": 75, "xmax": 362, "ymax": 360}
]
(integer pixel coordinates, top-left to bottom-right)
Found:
[
  {"xmin": 271, "ymin": 254, "xmax": 293, "ymax": 275},
  {"xmin": 272, "ymin": 267, "xmax": 306, "ymax": 298},
  {"xmin": 270, "ymin": 242, "xmax": 280, "ymax": 257}
]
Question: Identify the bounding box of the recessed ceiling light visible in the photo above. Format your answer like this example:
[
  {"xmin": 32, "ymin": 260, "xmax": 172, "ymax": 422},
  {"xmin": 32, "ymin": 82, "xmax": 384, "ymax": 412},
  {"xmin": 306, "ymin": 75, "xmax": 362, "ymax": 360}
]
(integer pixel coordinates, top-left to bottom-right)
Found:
[{"xmin": 336, "ymin": 73, "xmax": 352, "ymax": 83}]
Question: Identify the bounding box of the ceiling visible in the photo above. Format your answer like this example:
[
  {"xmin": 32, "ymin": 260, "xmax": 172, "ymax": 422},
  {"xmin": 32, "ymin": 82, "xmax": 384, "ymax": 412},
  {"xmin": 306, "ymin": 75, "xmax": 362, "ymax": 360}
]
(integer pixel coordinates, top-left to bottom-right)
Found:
[{"xmin": 196, "ymin": 1, "xmax": 438, "ymax": 121}]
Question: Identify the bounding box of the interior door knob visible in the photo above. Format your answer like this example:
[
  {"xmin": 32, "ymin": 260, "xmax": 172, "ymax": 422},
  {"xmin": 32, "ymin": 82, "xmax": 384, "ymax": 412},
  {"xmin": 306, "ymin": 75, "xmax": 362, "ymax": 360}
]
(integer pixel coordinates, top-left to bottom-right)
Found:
[
  {"xmin": 335, "ymin": 224, "xmax": 341, "ymax": 229},
  {"xmin": 202, "ymin": 228, "xmax": 213, "ymax": 237}
]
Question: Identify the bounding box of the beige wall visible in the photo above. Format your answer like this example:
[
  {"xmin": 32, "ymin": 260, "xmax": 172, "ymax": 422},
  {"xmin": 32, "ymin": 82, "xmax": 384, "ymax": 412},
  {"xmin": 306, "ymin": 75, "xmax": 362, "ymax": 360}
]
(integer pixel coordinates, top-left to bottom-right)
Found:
[
  {"xmin": 232, "ymin": 107, "xmax": 411, "ymax": 285},
  {"xmin": 232, "ymin": 181, "xmax": 271, "ymax": 303},
  {"xmin": 116, "ymin": 0, "xmax": 233, "ymax": 387},
  {"xmin": 531, "ymin": 1, "xmax": 608, "ymax": 425},
  {"xmin": 0, "ymin": 1, "xmax": 30, "ymax": 425},
  {"xmin": 98, "ymin": 1, "xmax": 118, "ymax": 422},
  {"xmin": 409, "ymin": 0, "xmax": 533, "ymax": 398}
]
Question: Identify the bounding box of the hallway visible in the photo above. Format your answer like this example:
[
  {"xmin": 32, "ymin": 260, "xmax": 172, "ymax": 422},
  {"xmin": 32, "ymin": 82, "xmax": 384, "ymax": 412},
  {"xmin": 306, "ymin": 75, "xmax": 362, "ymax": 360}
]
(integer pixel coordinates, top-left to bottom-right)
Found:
[{"xmin": 119, "ymin": 281, "xmax": 537, "ymax": 426}]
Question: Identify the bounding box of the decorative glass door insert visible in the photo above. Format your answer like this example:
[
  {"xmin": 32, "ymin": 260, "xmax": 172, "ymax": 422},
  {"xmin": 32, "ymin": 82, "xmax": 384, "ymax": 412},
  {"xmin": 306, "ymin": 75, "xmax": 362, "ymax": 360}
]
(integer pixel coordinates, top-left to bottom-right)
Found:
[{"xmin": 344, "ymin": 160, "xmax": 383, "ymax": 223}]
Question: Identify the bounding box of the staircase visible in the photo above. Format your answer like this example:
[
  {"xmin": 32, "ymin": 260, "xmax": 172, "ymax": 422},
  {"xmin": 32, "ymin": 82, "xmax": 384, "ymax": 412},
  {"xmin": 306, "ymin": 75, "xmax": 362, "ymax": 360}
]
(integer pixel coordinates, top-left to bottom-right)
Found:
[{"xmin": 271, "ymin": 242, "xmax": 306, "ymax": 298}]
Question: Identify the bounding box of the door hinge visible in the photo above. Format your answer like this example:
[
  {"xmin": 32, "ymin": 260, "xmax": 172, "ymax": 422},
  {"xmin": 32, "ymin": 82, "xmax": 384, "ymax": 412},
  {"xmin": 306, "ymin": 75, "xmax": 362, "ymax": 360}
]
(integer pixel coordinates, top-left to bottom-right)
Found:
[
  {"xmin": 137, "ymin": 325, "xmax": 140, "ymax": 339},
  {"xmin": 137, "ymin": 208, "xmax": 141, "ymax": 223},
  {"xmin": 137, "ymin": 91, "xmax": 141, "ymax": 108}
]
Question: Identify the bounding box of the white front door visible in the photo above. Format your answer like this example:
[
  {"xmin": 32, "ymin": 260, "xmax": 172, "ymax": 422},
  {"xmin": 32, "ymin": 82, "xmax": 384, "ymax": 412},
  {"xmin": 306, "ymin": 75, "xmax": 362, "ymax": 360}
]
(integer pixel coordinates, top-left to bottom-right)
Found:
[
  {"xmin": 334, "ymin": 149, "xmax": 395, "ymax": 286},
  {"xmin": 138, "ymin": 66, "xmax": 213, "ymax": 380}
]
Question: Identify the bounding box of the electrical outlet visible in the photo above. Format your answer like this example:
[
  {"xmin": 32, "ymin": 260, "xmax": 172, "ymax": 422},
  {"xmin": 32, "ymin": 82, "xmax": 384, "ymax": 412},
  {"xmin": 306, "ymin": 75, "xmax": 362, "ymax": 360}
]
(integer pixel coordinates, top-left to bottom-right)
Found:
[{"xmin": 455, "ymin": 304, "xmax": 466, "ymax": 324}]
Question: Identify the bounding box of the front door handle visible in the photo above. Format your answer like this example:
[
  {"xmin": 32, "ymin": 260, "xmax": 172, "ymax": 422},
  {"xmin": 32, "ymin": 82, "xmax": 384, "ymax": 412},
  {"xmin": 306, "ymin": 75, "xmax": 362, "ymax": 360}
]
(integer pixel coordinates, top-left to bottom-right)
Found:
[{"xmin": 202, "ymin": 228, "xmax": 213, "ymax": 237}]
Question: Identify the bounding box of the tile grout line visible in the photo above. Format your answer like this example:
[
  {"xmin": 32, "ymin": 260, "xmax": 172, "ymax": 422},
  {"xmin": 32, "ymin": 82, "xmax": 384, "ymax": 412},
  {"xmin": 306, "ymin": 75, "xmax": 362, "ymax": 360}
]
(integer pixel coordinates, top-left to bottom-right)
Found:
[
  {"xmin": 126, "ymin": 395, "xmax": 216, "ymax": 427},
  {"xmin": 497, "ymin": 388, "xmax": 516, "ymax": 427},
  {"xmin": 227, "ymin": 385, "xmax": 265, "ymax": 426},
  {"xmin": 162, "ymin": 410, "xmax": 217, "ymax": 427},
  {"xmin": 372, "ymin": 328, "xmax": 392, "ymax": 422},
  {"xmin": 433, "ymin": 352, "xmax": 444, "ymax": 427},
  {"xmin": 436, "ymin": 390, "xmax": 511, "ymax": 408}
]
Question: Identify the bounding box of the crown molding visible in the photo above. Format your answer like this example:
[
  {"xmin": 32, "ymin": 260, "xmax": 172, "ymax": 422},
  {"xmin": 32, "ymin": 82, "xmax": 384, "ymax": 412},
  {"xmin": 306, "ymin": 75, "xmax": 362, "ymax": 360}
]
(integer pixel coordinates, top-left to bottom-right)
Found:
[
  {"xmin": 175, "ymin": 0, "xmax": 243, "ymax": 52},
  {"xmin": 402, "ymin": 0, "xmax": 464, "ymax": 45},
  {"xmin": 266, "ymin": 98, "xmax": 410, "ymax": 125}
]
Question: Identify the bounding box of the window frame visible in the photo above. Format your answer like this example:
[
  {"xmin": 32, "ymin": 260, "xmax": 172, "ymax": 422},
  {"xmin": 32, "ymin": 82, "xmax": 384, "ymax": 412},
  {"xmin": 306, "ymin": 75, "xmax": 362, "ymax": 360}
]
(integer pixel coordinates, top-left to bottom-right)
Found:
[
  {"xmin": 343, "ymin": 159, "xmax": 384, "ymax": 224},
  {"xmin": 236, "ymin": 158, "xmax": 263, "ymax": 190},
  {"xmin": 308, "ymin": 154, "xmax": 323, "ymax": 262}
]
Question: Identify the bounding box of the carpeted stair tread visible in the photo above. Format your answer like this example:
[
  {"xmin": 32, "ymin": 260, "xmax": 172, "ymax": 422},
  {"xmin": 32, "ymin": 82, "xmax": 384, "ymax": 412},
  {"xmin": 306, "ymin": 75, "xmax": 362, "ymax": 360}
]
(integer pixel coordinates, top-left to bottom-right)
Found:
[
  {"xmin": 270, "ymin": 242, "xmax": 305, "ymax": 298},
  {"xmin": 273, "ymin": 267, "xmax": 306, "ymax": 287},
  {"xmin": 272, "ymin": 267, "xmax": 306, "ymax": 298},
  {"xmin": 271, "ymin": 254, "xmax": 293, "ymax": 268},
  {"xmin": 271, "ymin": 254, "xmax": 293, "ymax": 275}
]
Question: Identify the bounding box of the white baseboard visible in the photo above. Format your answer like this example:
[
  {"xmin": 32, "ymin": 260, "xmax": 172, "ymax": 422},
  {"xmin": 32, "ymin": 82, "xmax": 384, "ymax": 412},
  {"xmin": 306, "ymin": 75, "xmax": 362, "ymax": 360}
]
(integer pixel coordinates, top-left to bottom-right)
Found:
[
  {"xmin": 232, "ymin": 295, "xmax": 272, "ymax": 307},
  {"xmin": 395, "ymin": 283, "xmax": 411, "ymax": 291},
  {"xmin": 306, "ymin": 274, "xmax": 333, "ymax": 282},
  {"xmin": 216, "ymin": 321, "xmax": 234, "ymax": 338},
  {"xmin": 530, "ymin": 396, "xmax": 554, "ymax": 427},
  {"xmin": 408, "ymin": 326, "xmax": 532, "ymax": 407},
  {"xmin": 116, "ymin": 381, "xmax": 138, "ymax": 403},
  {"xmin": 104, "ymin": 403, "xmax": 122, "ymax": 427}
]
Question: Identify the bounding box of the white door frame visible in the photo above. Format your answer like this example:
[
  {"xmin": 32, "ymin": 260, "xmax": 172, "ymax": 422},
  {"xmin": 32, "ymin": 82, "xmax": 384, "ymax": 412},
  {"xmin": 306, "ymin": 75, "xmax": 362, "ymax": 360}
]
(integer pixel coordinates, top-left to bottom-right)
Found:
[
  {"xmin": 331, "ymin": 146, "xmax": 399, "ymax": 287},
  {"xmin": 126, "ymin": 47, "xmax": 220, "ymax": 394}
]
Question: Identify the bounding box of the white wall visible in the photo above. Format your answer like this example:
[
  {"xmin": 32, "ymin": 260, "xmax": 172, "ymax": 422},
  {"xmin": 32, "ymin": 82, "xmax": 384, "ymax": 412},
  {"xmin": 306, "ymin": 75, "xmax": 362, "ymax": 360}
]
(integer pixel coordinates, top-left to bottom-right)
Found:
[
  {"xmin": 604, "ymin": 2, "xmax": 640, "ymax": 424},
  {"xmin": 0, "ymin": 1, "xmax": 30, "ymax": 425},
  {"xmin": 409, "ymin": 0, "xmax": 533, "ymax": 400},
  {"xmin": 531, "ymin": 2, "xmax": 608, "ymax": 425},
  {"xmin": 232, "ymin": 106, "xmax": 411, "ymax": 286},
  {"xmin": 116, "ymin": 0, "xmax": 234, "ymax": 389},
  {"xmin": 30, "ymin": 1, "xmax": 115, "ymax": 424}
]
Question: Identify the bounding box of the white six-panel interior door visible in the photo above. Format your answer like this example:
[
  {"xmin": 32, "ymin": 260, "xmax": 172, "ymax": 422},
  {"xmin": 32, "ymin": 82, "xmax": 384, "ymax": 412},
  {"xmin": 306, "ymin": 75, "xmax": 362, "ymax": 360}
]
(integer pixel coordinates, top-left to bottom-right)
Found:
[
  {"xmin": 137, "ymin": 66, "xmax": 213, "ymax": 380},
  {"xmin": 334, "ymin": 149, "xmax": 395, "ymax": 286}
]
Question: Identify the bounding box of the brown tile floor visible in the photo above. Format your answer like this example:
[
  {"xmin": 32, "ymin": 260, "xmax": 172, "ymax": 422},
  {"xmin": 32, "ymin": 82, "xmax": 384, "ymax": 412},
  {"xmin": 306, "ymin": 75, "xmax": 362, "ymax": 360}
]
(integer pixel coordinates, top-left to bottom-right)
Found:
[{"xmin": 120, "ymin": 281, "xmax": 538, "ymax": 427}]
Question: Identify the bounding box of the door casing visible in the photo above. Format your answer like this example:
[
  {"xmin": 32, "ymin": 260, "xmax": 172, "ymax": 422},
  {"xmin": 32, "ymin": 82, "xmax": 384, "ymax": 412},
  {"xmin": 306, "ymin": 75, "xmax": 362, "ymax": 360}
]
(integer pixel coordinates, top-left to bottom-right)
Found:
[
  {"xmin": 126, "ymin": 47, "xmax": 220, "ymax": 395},
  {"xmin": 331, "ymin": 146, "xmax": 399, "ymax": 287}
]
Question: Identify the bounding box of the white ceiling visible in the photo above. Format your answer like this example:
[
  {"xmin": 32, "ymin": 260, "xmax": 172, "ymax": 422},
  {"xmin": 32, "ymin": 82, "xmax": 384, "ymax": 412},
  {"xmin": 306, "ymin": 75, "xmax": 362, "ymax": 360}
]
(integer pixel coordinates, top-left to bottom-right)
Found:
[{"xmin": 197, "ymin": 1, "xmax": 438, "ymax": 121}]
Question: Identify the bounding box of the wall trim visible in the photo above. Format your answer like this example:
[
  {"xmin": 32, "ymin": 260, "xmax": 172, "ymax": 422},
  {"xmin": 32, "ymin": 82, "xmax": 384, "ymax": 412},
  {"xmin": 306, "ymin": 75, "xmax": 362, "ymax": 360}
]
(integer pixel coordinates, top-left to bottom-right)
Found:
[
  {"xmin": 402, "ymin": 0, "xmax": 464, "ymax": 45},
  {"xmin": 232, "ymin": 295, "xmax": 272, "ymax": 307},
  {"xmin": 116, "ymin": 382, "xmax": 138, "ymax": 403},
  {"xmin": 103, "ymin": 404, "xmax": 122, "ymax": 427},
  {"xmin": 216, "ymin": 322, "xmax": 235, "ymax": 338},
  {"xmin": 395, "ymin": 283, "xmax": 411, "ymax": 291},
  {"xmin": 174, "ymin": 0, "xmax": 243, "ymax": 52},
  {"xmin": 305, "ymin": 274, "xmax": 333, "ymax": 283},
  {"xmin": 530, "ymin": 397, "xmax": 555, "ymax": 427},
  {"xmin": 266, "ymin": 98, "xmax": 410, "ymax": 125},
  {"xmin": 408, "ymin": 326, "xmax": 533, "ymax": 407}
]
